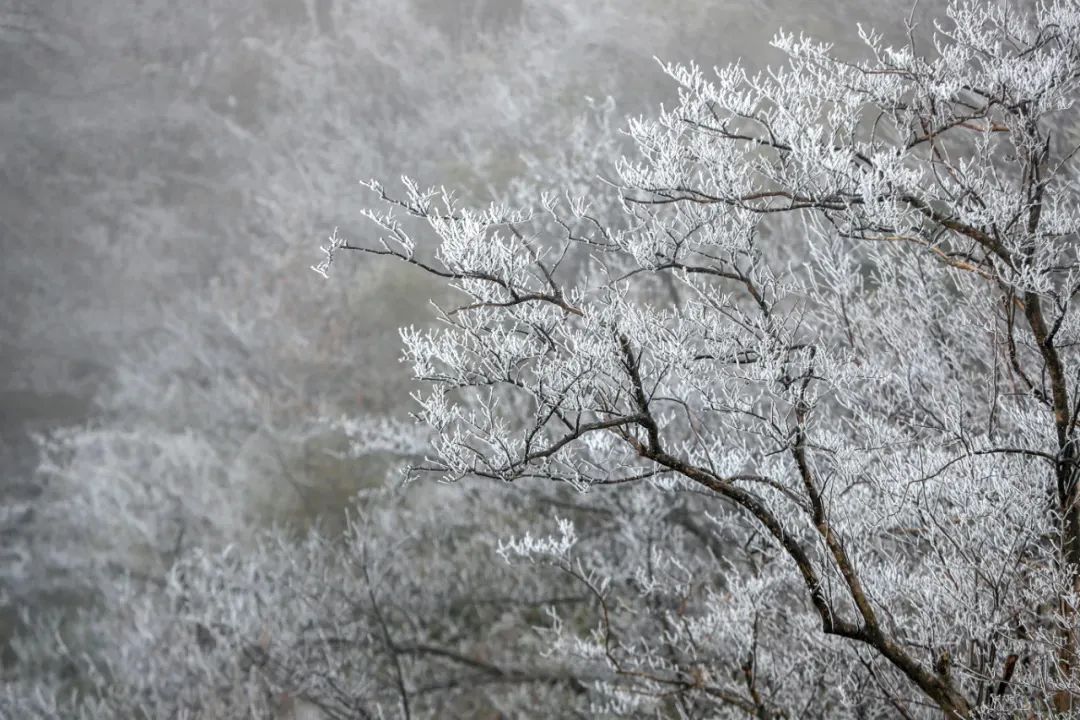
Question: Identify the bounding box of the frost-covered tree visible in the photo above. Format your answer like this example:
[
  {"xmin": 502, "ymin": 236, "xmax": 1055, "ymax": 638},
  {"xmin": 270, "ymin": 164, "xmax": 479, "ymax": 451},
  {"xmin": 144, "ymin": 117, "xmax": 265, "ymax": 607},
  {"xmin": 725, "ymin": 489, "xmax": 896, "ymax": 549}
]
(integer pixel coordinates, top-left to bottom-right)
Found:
[
  {"xmin": 9, "ymin": 0, "xmax": 1080, "ymax": 718},
  {"xmin": 3, "ymin": 1, "xmax": 786, "ymax": 717},
  {"xmin": 313, "ymin": 1, "xmax": 1080, "ymax": 716}
]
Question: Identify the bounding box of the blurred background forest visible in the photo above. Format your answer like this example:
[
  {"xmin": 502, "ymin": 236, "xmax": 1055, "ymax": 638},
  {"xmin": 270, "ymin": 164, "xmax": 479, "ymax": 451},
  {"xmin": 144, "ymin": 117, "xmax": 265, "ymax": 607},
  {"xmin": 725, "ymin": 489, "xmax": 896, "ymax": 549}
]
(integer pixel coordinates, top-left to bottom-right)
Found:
[{"xmin": 0, "ymin": 0, "xmax": 945, "ymax": 712}]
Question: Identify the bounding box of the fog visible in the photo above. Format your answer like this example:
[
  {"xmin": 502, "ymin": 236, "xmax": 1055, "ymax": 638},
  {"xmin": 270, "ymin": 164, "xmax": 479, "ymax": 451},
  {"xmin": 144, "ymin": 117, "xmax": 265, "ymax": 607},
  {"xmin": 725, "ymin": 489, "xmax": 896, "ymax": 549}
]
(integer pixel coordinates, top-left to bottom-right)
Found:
[{"xmin": 1, "ymin": 0, "xmax": 943, "ymax": 696}]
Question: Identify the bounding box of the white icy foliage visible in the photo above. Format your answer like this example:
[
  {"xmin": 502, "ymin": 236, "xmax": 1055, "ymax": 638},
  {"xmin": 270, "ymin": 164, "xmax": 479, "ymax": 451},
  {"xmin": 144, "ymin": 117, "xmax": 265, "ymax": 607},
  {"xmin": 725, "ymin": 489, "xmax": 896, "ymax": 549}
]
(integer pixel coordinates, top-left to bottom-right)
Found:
[
  {"xmin": 318, "ymin": 1, "xmax": 1080, "ymax": 717},
  {"xmin": 327, "ymin": 413, "xmax": 431, "ymax": 458},
  {"xmin": 4, "ymin": 487, "xmax": 585, "ymax": 718},
  {"xmin": 497, "ymin": 516, "xmax": 578, "ymax": 562}
]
